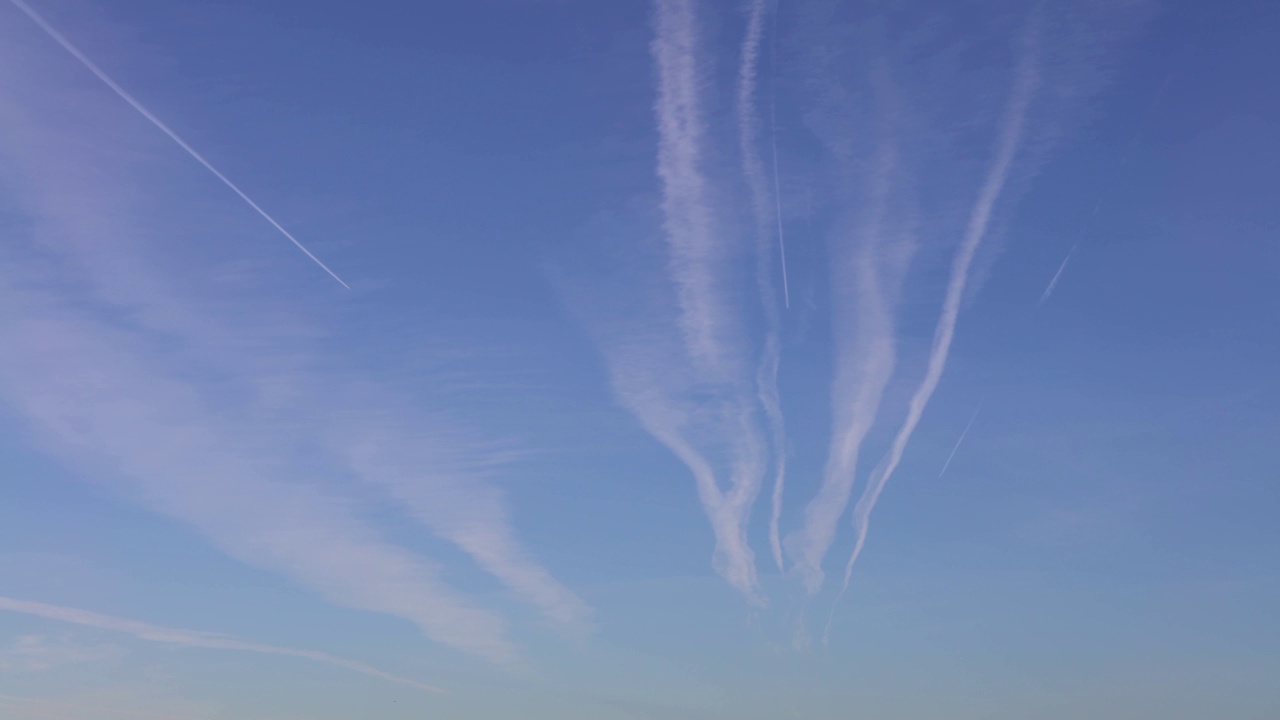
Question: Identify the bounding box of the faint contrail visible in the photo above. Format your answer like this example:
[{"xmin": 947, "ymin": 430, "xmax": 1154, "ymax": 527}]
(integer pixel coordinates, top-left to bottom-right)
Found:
[
  {"xmin": 768, "ymin": 0, "xmax": 791, "ymax": 310},
  {"xmin": 0, "ymin": 596, "xmax": 442, "ymax": 693},
  {"xmin": 938, "ymin": 403, "xmax": 982, "ymax": 480},
  {"xmin": 736, "ymin": 0, "xmax": 788, "ymax": 571},
  {"xmin": 7, "ymin": 0, "xmax": 350, "ymax": 289},
  {"xmin": 836, "ymin": 34, "xmax": 1040, "ymax": 598},
  {"xmin": 1037, "ymin": 243, "xmax": 1076, "ymax": 306}
]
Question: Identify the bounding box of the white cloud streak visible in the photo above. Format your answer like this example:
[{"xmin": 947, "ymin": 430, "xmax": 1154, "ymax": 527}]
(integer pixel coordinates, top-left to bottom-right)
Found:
[
  {"xmin": 336, "ymin": 422, "xmax": 592, "ymax": 627},
  {"xmin": 0, "ymin": 306, "xmax": 515, "ymax": 662},
  {"xmin": 0, "ymin": 597, "xmax": 443, "ymax": 693},
  {"xmin": 736, "ymin": 0, "xmax": 789, "ymax": 572},
  {"xmin": 837, "ymin": 38, "xmax": 1041, "ymax": 596},
  {"xmin": 604, "ymin": 0, "xmax": 770, "ymax": 601},
  {"xmin": 4, "ymin": 0, "xmax": 350, "ymax": 289},
  {"xmin": 1037, "ymin": 243, "xmax": 1077, "ymax": 306}
]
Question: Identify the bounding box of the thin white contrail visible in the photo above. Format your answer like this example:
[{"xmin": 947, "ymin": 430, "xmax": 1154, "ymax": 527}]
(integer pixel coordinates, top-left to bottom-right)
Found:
[
  {"xmin": 1037, "ymin": 243, "xmax": 1076, "ymax": 306},
  {"xmin": 0, "ymin": 596, "xmax": 443, "ymax": 693},
  {"xmin": 835, "ymin": 37, "xmax": 1040, "ymax": 599},
  {"xmin": 7, "ymin": 0, "xmax": 350, "ymax": 289},
  {"xmin": 769, "ymin": 0, "xmax": 791, "ymax": 310},
  {"xmin": 938, "ymin": 403, "xmax": 982, "ymax": 480},
  {"xmin": 736, "ymin": 0, "xmax": 788, "ymax": 572}
]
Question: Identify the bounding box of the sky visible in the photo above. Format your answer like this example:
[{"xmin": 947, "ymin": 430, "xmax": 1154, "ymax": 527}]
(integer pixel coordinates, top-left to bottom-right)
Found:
[{"xmin": 1, "ymin": 0, "xmax": 1278, "ymax": 717}]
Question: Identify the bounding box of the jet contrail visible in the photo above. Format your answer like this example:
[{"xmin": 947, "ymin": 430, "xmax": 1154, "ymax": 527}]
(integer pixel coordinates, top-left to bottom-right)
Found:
[
  {"xmin": 0, "ymin": 596, "xmax": 442, "ymax": 693},
  {"xmin": 7, "ymin": 0, "xmax": 350, "ymax": 289},
  {"xmin": 836, "ymin": 35, "xmax": 1040, "ymax": 599},
  {"xmin": 736, "ymin": 0, "xmax": 789, "ymax": 572},
  {"xmin": 938, "ymin": 403, "xmax": 981, "ymax": 480},
  {"xmin": 769, "ymin": 0, "xmax": 791, "ymax": 310},
  {"xmin": 647, "ymin": 0, "xmax": 767, "ymax": 602},
  {"xmin": 1037, "ymin": 243, "xmax": 1076, "ymax": 306},
  {"xmin": 787, "ymin": 61, "xmax": 907, "ymax": 597}
]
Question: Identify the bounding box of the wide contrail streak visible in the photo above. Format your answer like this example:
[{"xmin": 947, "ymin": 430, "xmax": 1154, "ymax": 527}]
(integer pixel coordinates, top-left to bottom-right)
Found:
[
  {"xmin": 938, "ymin": 403, "xmax": 981, "ymax": 480},
  {"xmin": 836, "ymin": 36, "xmax": 1040, "ymax": 599},
  {"xmin": 649, "ymin": 0, "xmax": 766, "ymax": 601},
  {"xmin": 0, "ymin": 596, "xmax": 442, "ymax": 693},
  {"xmin": 788, "ymin": 60, "xmax": 907, "ymax": 597},
  {"xmin": 7, "ymin": 0, "xmax": 350, "ymax": 289},
  {"xmin": 1037, "ymin": 243, "xmax": 1076, "ymax": 306}
]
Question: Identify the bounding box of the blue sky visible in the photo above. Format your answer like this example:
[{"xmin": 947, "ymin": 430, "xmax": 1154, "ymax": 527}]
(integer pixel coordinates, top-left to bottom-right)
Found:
[{"xmin": 1, "ymin": 0, "xmax": 1278, "ymax": 717}]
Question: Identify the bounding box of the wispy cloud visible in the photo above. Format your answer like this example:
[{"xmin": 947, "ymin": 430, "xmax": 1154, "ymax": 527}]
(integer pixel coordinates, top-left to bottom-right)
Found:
[
  {"xmin": 0, "ymin": 20, "xmax": 581, "ymax": 664},
  {"xmin": 335, "ymin": 419, "xmax": 592, "ymax": 627},
  {"xmin": 0, "ymin": 633, "xmax": 121, "ymax": 672},
  {"xmin": 837, "ymin": 34, "xmax": 1041, "ymax": 597},
  {"xmin": 4, "ymin": 0, "xmax": 349, "ymax": 289},
  {"xmin": 735, "ymin": 0, "xmax": 789, "ymax": 572},
  {"xmin": 0, "ymin": 597, "xmax": 442, "ymax": 693}
]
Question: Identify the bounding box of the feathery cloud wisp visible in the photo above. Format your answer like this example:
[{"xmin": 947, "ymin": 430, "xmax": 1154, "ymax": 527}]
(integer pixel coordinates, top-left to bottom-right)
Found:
[
  {"xmin": 336, "ymin": 421, "xmax": 592, "ymax": 628},
  {"xmin": 5, "ymin": 0, "xmax": 349, "ymax": 289},
  {"xmin": 0, "ymin": 597, "xmax": 442, "ymax": 693},
  {"xmin": 0, "ymin": 28, "xmax": 583, "ymax": 663}
]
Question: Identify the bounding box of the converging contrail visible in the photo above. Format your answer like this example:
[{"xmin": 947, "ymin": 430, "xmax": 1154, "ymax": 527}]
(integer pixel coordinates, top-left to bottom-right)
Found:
[
  {"xmin": 938, "ymin": 403, "xmax": 982, "ymax": 480},
  {"xmin": 835, "ymin": 34, "xmax": 1041, "ymax": 600},
  {"xmin": 1037, "ymin": 243, "xmax": 1076, "ymax": 306},
  {"xmin": 644, "ymin": 0, "xmax": 768, "ymax": 602},
  {"xmin": 7, "ymin": 0, "xmax": 350, "ymax": 289}
]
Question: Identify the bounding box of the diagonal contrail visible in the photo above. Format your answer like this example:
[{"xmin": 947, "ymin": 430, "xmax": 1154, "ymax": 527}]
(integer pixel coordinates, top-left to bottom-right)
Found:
[
  {"xmin": 938, "ymin": 402, "xmax": 981, "ymax": 480},
  {"xmin": 7, "ymin": 0, "xmax": 350, "ymax": 289},
  {"xmin": 1037, "ymin": 243, "xmax": 1076, "ymax": 306},
  {"xmin": 835, "ymin": 33, "xmax": 1041, "ymax": 601}
]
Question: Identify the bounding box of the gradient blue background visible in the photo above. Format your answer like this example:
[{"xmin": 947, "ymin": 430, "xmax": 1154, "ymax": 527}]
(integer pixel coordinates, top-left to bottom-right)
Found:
[{"xmin": 1, "ymin": 0, "xmax": 1277, "ymax": 718}]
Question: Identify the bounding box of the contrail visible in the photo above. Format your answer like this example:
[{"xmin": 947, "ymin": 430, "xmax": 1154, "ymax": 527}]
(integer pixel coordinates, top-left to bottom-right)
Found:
[
  {"xmin": 787, "ymin": 61, "xmax": 906, "ymax": 597},
  {"xmin": 836, "ymin": 35, "xmax": 1040, "ymax": 599},
  {"xmin": 1037, "ymin": 243, "xmax": 1076, "ymax": 306},
  {"xmin": 768, "ymin": 0, "xmax": 791, "ymax": 310},
  {"xmin": 647, "ymin": 0, "xmax": 767, "ymax": 601},
  {"xmin": 736, "ymin": 0, "xmax": 788, "ymax": 571},
  {"xmin": 938, "ymin": 403, "xmax": 981, "ymax": 480},
  {"xmin": 7, "ymin": 0, "xmax": 350, "ymax": 289},
  {"xmin": 0, "ymin": 596, "xmax": 443, "ymax": 693}
]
